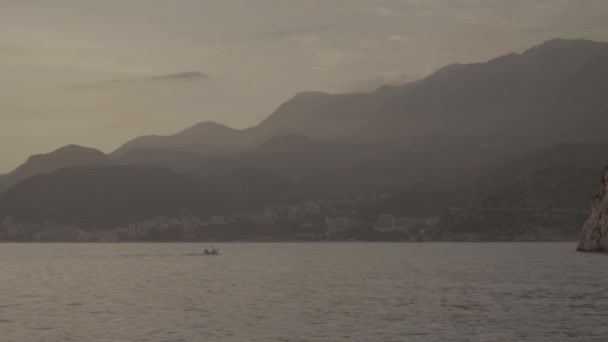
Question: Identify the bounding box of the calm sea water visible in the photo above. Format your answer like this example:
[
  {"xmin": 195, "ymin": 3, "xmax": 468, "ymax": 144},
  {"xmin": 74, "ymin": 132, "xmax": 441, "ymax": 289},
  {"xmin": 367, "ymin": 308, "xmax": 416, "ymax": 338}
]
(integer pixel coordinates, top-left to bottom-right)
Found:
[{"xmin": 1, "ymin": 243, "xmax": 607, "ymax": 342}]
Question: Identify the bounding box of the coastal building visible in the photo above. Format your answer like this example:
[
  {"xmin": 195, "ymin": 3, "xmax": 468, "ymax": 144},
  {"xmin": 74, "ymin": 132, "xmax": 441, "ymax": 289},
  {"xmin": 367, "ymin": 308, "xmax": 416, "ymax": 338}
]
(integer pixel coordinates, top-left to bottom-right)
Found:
[
  {"xmin": 326, "ymin": 216, "xmax": 360, "ymax": 235},
  {"xmin": 375, "ymin": 215, "xmax": 439, "ymax": 233},
  {"xmin": 241, "ymin": 208, "xmax": 278, "ymax": 225},
  {"xmin": 374, "ymin": 214, "xmax": 396, "ymax": 233}
]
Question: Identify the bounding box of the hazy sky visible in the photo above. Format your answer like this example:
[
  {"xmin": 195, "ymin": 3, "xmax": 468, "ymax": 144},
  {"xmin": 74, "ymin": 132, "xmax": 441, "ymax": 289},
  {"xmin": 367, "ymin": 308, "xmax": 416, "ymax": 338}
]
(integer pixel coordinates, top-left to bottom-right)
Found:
[{"xmin": 1, "ymin": 0, "xmax": 608, "ymax": 172}]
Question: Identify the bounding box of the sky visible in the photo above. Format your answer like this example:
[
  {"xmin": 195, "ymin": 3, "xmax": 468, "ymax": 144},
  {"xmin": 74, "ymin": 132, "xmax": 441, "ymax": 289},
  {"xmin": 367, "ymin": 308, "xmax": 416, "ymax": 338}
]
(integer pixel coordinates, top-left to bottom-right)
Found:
[{"xmin": 1, "ymin": 0, "xmax": 608, "ymax": 173}]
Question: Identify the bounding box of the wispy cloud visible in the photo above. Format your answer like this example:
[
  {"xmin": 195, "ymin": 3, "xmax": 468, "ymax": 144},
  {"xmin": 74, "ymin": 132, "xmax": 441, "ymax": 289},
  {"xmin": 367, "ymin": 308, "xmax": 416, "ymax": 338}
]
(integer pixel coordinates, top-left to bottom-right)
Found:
[
  {"xmin": 112, "ymin": 71, "xmax": 208, "ymax": 84},
  {"xmin": 64, "ymin": 71, "xmax": 209, "ymax": 91}
]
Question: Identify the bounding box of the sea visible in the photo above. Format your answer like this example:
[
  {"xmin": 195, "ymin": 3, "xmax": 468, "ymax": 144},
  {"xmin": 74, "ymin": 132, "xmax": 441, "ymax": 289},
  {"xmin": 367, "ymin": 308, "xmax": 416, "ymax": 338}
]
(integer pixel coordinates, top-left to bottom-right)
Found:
[{"xmin": 1, "ymin": 242, "xmax": 607, "ymax": 342}]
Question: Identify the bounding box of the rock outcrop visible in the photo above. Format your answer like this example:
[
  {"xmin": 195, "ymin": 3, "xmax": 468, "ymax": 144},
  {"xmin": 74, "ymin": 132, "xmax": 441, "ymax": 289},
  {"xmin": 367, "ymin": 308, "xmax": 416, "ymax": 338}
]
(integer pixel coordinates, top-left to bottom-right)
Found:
[{"xmin": 577, "ymin": 167, "xmax": 608, "ymax": 252}]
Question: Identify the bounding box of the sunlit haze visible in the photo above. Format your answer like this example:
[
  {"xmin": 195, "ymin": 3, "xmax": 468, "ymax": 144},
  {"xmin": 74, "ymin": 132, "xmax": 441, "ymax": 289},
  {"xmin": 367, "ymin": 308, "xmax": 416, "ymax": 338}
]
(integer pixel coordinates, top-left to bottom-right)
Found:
[{"xmin": 2, "ymin": 0, "xmax": 608, "ymax": 172}]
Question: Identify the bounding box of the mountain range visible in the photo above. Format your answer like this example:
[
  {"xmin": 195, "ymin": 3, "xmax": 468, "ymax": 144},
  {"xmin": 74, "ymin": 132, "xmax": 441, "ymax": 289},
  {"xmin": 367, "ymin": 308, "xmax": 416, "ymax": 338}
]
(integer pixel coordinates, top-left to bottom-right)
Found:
[
  {"xmin": 2, "ymin": 38, "xmax": 608, "ymax": 239},
  {"xmin": 114, "ymin": 38, "xmax": 608, "ymax": 155}
]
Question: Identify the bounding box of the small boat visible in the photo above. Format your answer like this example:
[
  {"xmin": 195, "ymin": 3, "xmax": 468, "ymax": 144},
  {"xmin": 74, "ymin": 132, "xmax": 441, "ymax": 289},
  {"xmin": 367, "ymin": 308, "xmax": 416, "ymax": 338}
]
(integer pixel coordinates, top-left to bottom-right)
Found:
[{"xmin": 203, "ymin": 248, "xmax": 219, "ymax": 255}]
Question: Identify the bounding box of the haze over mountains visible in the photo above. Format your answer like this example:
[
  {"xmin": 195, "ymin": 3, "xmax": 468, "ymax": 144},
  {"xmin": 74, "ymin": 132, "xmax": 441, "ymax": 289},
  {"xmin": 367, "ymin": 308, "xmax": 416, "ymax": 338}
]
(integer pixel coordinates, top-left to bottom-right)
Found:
[
  {"xmin": 0, "ymin": 145, "xmax": 108, "ymax": 192},
  {"xmin": 113, "ymin": 38, "xmax": 608, "ymax": 155},
  {"xmin": 2, "ymin": 38, "xmax": 608, "ymax": 240}
]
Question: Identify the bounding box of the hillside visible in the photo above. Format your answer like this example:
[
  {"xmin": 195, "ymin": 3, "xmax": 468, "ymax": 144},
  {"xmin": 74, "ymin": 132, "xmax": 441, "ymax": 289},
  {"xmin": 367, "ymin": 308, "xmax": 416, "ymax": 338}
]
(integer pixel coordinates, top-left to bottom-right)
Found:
[
  {"xmin": 2, "ymin": 38, "xmax": 608, "ymax": 241},
  {"xmin": 0, "ymin": 165, "xmax": 212, "ymax": 228},
  {"xmin": 0, "ymin": 164, "xmax": 302, "ymax": 230},
  {"xmin": 0, "ymin": 145, "xmax": 107, "ymax": 191},
  {"xmin": 112, "ymin": 121, "xmax": 256, "ymax": 157},
  {"xmin": 113, "ymin": 39, "xmax": 608, "ymax": 157}
]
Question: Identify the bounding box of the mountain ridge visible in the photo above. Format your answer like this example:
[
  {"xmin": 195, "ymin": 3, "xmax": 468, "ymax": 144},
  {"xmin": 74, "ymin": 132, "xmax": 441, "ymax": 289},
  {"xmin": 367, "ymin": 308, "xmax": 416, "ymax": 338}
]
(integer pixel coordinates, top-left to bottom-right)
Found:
[
  {"xmin": 106, "ymin": 38, "xmax": 608, "ymax": 158},
  {"xmin": 0, "ymin": 145, "xmax": 107, "ymax": 192}
]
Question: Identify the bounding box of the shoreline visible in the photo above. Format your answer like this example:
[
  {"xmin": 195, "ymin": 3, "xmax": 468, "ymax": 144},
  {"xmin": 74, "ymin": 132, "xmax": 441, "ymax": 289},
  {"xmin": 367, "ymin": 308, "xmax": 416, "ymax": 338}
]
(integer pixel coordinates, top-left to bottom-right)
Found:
[{"xmin": 0, "ymin": 239, "xmax": 580, "ymax": 243}]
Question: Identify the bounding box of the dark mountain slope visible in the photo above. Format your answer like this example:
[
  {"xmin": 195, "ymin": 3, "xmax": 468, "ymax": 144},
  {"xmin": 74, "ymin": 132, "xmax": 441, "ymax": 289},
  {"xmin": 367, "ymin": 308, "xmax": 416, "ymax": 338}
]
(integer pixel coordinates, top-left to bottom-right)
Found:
[
  {"xmin": 0, "ymin": 165, "xmax": 214, "ymax": 227},
  {"xmin": 478, "ymin": 164, "xmax": 598, "ymax": 210},
  {"xmin": 0, "ymin": 145, "xmax": 107, "ymax": 192},
  {"xmin": 0, "ymin": 163, "xmax": 306, "ymax": 228},
  {"xmin": 109, "ymin": 146, "xmax": 213, "ymax": 172},
  {"xmin": 111, "ymin": 121, "xmax": 254, "ymax": 157},
  {"xmin": 371, "ymin": 142, "xmax": 608, "ymax": 218},
  {"xmin": 450, "ymin": 142, "xmax": 608, "ymax": 199},
  {"xmin": 363, "ymin": 39, "xmax": 608, "ymax": 143},
  {"xmin": 191, "ymin": 167, "xmax": 303, "ymax": 210},
  {"xmin": 110, "ymin": 39, "xmax": 608, "ymax": 167}
]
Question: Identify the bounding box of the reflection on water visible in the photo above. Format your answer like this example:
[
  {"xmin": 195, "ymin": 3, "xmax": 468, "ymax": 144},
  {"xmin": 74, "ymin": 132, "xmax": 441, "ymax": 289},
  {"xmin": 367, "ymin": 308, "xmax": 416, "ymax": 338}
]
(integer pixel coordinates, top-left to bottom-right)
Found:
[{"xmin": 1, "ymin": 243, "xmax": 607, "ymax": 341}]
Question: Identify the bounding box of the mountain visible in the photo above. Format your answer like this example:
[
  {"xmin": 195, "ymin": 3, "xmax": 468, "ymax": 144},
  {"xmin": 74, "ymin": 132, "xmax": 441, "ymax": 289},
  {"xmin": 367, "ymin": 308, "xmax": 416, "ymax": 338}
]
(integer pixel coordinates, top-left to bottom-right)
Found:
[
  {"xmin": 191, "ymin": 167, "xmax": 303, "ymax": 210},
  {"xmin": 0, "ymin": 165, "xmax": 215, "ymax": 228},
  {"xmin": 111, "ymin": 39, "xmax": 608, "ymax": 158},
  {"xmin": 234, "ymin": 134, "xmax": 360, "ymax": 182},
  {"xmin": 112, "ymin": 121, "xmax": 254, "ymax": 157},
  {"xmin": 0, "ymin": 145, "xmax": 107, "ymax": 192},
  {"xmin": 367, "ymin": 142, "xmax": 608, "ymax": 219},
  {"xmin": 0, "ymin": 163, "xmax": 303, "ymax": 230},
  {"xmin": 435, "ymin": 164, "xmax": 597, "ymax": 242},
  {"xmin": 477, "ymin": 164, "xmax": 598, "ymax": 210},
  {"xmin": 361, "ymin": 39, "xmax": 608, "ymax": 144},
  {"xmin": 255, "ymin": 91, "xmax": 381, "ymax": 140},
  {"xmin": 212, "ymin": 133, "xmax": 513, "ymax": 196},
  {"xmin": 3, "ymin": 38, "xmax": 608, "ymax": 241},
  {"xmin": 110, "ymin": 146, "xmax": 212, "ymax": 172},
  {"xmin": 578, "ymin": 167, "xmax": 608, "ymax": 252},
  {"xmin": 431, "ymin": 143, "xmax": 608, "ymax": 242},
  {"xmin": 448, "ymin": 142, "xmax": 608, "ymax": 201}
]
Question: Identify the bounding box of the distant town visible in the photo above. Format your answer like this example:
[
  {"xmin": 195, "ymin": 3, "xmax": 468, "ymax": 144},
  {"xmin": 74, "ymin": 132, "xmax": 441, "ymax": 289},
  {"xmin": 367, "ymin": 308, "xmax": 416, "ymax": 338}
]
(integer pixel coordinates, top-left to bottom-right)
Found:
[{"xmin": 0, "ymin": 192, "xmax": 439, "ymax": 242}]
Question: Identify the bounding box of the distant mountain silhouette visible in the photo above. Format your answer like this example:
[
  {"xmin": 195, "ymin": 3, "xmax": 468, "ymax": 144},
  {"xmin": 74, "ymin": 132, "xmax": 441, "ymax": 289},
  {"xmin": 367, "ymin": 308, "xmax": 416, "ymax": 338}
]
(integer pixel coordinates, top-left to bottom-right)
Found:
[
  {"xmin": 358, "ymin": 39, "xmax": 608, "ymax": 144},
  {"xmin": 3, "ymin": 38, "xmax": 608, "ymax": 241},
  {"xmin": 111, "ymin": 38, "xmax": 608, "ymax": 157},
  {"xmin": 110, "ymin": 146, "xmax": 212, "ymax": 172},
  {"xmin": 0, "ymin": 165, "xmax": 217, "ymax": 228},
  {"xmin": 0, "ymin": 145, "xmax": 107, "ymax": 191},
  {"xmin": 478, "ymin": 164, "xmax": 598, "ymax": 209},
  {"xmin": 436, "ymin": 163, "xmax": 600, "ymax": 241},
  {"xmin": 374, "ymin": 142, "xmax": 608, "ymax": 218},
  {"xmin": 0, "ymin": 163, "xmax": 304, "ymax": 228},
  {"xmin": 450, "ymin": 142, "xmax": 608, "ymax": 198},
  {"xmin": 192, "ymin": 167, "xmax": 301, "ymax": 210},
  {"xmin": 112, "ymin": 121, "xmax": 253, "ymax": 156}
]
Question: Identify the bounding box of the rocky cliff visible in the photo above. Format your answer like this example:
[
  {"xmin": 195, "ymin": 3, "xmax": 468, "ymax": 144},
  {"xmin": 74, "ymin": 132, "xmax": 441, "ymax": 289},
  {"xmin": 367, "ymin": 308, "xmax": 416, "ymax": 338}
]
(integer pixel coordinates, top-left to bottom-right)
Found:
[{"xmin": 577, "ymin": 167, "xmax": 608, "ymax": 252}]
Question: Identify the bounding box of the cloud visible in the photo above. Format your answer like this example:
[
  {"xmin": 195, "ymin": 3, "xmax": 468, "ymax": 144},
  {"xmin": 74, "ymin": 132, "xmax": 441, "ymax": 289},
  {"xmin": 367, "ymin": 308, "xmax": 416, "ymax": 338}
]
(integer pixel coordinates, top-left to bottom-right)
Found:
[
  {"xmin": 112, "ymin": 71, "xmax": 208, "ymax": 84},
  {"xmin": 64, "ymin": 71, "xmax": 208, "ymax": 91}
]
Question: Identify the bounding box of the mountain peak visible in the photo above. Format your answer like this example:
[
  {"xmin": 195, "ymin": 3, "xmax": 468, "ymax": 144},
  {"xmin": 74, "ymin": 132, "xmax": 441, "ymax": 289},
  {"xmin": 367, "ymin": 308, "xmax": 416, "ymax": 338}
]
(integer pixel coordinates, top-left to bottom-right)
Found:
[
  {"xmin": 24, "ymin": 145, "xmax": 105, "ymax": 162},
  {"xmin": 189, "ymin": 121, "xmax": 231, "ymax": 130},
  {"xmin": 524, "ymin": 38, "xmax": 608, "ymax": 55},
  {"xmin": 47, "ymin": 144, "xmax": 104, "ymax": 155},
  {"xmin": 292, "ymin": 91, "xmax": 331, "ymax": 99},
  {"xmin": 1, "ymin": 145, "xmax": 108, "ymax": 188},
  {"xmin": 111, "ymin": 120, "xmax": 248, "ymax": 157},
  {"xmin": 176, "ymin": 121, "xmax": 239, "ymax": 141},
  {"xmin": 539, "ymin": 38, "xmax": 600, "ymax": 47}
]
